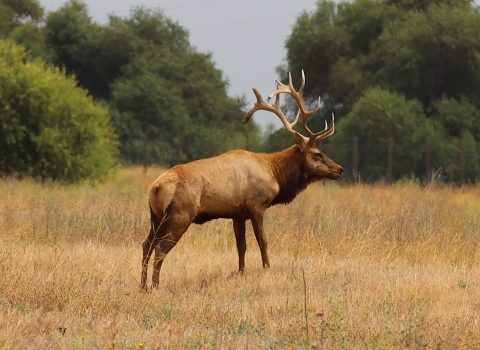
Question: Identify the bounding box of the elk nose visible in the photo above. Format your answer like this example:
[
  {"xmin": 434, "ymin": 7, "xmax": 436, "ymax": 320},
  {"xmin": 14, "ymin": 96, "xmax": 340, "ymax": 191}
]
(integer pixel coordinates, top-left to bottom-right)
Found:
[{"xmin": 339, "ymin": 167, "xmax": 344, "ymax": 174}]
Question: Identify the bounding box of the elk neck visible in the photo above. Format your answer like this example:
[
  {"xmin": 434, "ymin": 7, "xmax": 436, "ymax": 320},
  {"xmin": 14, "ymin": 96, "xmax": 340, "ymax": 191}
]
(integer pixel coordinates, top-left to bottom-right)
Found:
[{"xmin": 266, "ymin": 145, "xmax": 310, "ymax": 206}]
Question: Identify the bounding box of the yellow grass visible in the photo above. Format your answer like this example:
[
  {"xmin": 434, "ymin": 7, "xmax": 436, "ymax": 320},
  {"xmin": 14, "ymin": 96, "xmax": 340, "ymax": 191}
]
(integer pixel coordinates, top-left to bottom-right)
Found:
[{"xmin": 1, "ymin": 167, "xmax": 480, "ymax": 349}]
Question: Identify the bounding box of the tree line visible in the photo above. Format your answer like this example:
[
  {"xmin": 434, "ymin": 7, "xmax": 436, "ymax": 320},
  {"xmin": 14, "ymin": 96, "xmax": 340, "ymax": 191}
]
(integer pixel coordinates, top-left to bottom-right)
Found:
[
  {"xmin": 0, "ymin": 0, "xmax": 262, "ymax": 182},
  {"xmin": 1, "ymin": 0, "xmax": 480, "ymax": 183},
  {"xmin": 270, "ymin": 0, "xmax": 480, "ymax": 183}
]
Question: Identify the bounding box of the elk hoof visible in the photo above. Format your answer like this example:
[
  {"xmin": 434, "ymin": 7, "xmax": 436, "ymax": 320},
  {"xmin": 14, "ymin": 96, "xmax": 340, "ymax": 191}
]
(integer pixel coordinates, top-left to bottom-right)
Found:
[{"xmin": 228, "ymin": 270, "xmax": 243, "ymax": 279}]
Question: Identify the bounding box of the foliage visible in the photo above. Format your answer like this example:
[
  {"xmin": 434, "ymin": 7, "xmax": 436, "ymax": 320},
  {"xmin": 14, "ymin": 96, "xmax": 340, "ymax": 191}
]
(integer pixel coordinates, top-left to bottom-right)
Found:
[
  {"xmin": 0, "ymin": 0, "xmax": 263, "ymax": 171},
  {"xmin": 281, "ymin": 0, "xmax": 480, "ymax": 114},
  {"xmin": 0, "ymin": 40, "xmax": 118, "ymax": 182},
  {"xmin": 42, "ymin": 2, "xmax": 261, "ymax": 166},
  {"xmin": 431, "ymin": 97, "xmax": 480, "ymax": 140},
  {"xmin": 104, "ymin": 8, "xmax": 259, "ymax": 166},
  {"xmin": 0, "ymin": 0, "xmax": 43, "ymax": 36},
  {"xmin": 261, "ymin": 124, "xmax": 294, "ymax": 154},
  {"xmin": 44, "ymin": 0, "xmax": 109, "ymax": 98},
  {"xmin": 328, "ymin": 88, "xmax": 437, "ymax": 181},
  {"xmin": 371, "ymin": 3, "xmax": 480, "ymax": 109},
  {"xmin": 0, "ymin": 0, "xmax": 50, "ymax": 60}
]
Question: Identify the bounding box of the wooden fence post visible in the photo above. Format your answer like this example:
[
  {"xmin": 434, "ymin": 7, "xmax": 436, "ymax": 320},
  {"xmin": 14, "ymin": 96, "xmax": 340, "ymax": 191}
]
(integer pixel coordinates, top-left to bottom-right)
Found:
[
  {"xmin": 426, "ymin": 137, "xmax": 432, "ymax": 181},
  {"xmin": 387, "ymin": 138, "xmax": 394, "ymax": 185},
  {"xmin": 353, "ymin": 136, "xmax": 359, "ymax": 183},
  {"xmin": 460, "ymin": 138, "xmax": 466, "ymax": 185},
  {"xmin": 176, "ymin": 136, "xmax": 182, "ymax": 165},
  {"xmin": 142, "ymin": 133, "xmax": 148, "ymax": 176}
]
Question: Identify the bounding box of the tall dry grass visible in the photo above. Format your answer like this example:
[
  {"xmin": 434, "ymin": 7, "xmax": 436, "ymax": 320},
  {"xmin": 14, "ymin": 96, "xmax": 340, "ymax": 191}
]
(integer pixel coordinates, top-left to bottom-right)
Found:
[{"xmin": 1, "ymin": 167, "xmax": 480, "ymax": 349}]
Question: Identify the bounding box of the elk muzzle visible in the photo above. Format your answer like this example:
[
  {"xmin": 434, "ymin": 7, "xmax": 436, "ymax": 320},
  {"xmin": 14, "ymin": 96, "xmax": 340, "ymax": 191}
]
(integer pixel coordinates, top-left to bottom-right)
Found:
[{"xmin": 329, "ymin": 165, "xmax": 344, "ymax": 180}]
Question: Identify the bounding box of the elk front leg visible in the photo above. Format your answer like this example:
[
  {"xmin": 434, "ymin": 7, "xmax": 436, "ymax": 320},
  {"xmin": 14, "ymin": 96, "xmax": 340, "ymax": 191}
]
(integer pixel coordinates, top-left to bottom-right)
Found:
[
  {"xmin": 250, "ymin": 211, "xmax": 270, "ymax": 268},
  {"xmin": 233, "ymin": 219, "xmax": 247, "ymax": 272}
]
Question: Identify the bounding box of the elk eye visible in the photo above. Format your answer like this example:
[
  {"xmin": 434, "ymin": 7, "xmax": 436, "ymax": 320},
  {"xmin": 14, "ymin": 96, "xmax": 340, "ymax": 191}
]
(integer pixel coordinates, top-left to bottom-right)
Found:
[{"xmin": 315, "ymin": 152, "xmax": 322, "ymax": 159}]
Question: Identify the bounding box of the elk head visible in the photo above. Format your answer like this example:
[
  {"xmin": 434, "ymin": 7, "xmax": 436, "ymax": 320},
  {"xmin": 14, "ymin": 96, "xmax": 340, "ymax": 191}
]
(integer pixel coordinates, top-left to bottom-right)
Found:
[{"xmin": 244, "ymin": 70, "xmax": 343, "ymax": 182}]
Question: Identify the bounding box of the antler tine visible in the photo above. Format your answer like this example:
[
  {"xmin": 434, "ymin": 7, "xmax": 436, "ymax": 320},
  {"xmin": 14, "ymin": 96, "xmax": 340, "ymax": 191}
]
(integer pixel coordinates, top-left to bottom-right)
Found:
[
  {"xmin": 314, "ymin": 113, "xmax": 335, "ymax": 144},
  {"xmin": 301, "ymin": 96, "xmax": 322, "ymax": 145},
  {"xmin": 299, "ymin": 69, "xmax": 306, "ymax": 93},
  {"xmin": 244, "ymin": 88, "xmax": 306, "ymax": 141}
]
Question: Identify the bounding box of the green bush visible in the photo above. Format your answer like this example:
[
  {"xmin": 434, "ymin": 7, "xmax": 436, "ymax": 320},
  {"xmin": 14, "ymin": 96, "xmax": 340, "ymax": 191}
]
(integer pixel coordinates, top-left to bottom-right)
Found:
[{"xmin": 0, "ymin": 40, "xmax": 118, "ymax": 182}]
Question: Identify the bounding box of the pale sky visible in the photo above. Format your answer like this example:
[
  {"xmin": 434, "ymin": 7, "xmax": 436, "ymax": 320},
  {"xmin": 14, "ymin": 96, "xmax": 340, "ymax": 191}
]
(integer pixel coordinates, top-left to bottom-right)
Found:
[{"xmin": 41, "ymin": 0, "xmax": 320, "ymax": 129}]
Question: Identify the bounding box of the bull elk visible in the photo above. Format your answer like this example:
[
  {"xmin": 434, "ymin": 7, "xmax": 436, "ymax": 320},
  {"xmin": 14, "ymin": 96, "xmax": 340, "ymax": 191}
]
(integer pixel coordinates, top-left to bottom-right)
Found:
[{"xmin": 141, "ymin": 70, "xmax": 343, "ymax": 289}]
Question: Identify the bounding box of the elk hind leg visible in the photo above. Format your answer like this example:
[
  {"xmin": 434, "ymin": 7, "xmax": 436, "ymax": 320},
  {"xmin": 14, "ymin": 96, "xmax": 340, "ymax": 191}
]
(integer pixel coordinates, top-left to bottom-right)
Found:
[
  {"xmin": 141, "ymin": 208, "xmax": 165, "ymax": 290},
  {"xmin": 141, "ymin": 228, "xmax": 157, "ymax": 290},
  {"xmin": 151, "ymin": 216, "xmax": 192, "ymax": 288}
]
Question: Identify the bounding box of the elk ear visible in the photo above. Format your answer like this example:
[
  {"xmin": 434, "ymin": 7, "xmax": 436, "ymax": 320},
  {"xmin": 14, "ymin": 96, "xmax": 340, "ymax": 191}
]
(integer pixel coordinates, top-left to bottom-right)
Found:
[{"xmin": 293, "ymin": 133, "xmax": 307, "ymax": 152}]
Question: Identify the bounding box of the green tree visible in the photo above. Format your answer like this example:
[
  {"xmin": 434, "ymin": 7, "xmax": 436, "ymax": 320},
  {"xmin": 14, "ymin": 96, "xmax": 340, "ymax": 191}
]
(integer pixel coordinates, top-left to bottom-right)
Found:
[
  {"xmin": 43, "ymin": 3, "xmax": 191, "ymax": 101},
  {"xmin": 43, "ymin": 0, "xmax": 107, "ymax": 97},
  {"xmin": 429, "ymin": 97, "xmax": 480, "ymax": 182},
  {"xmin": 35, "ymin": 2, "xmax": 262, "ymax": 167},
  {"xmin": 0, "ymin": 0, "xmax": 43, "ymax": 36},
  {"xmin": 0, "ymin": 40, "xmax": 118, "ymax": 182},
  {"xmin": 431, "ymin": 97, "xmax": 480, "ymax": 139},
  {"xmin": 282, "ymin": 0, "xmax": 480, "ymax": 113},
  {"xmin": 0, "ymin": 0, "xmax": 50, "ymax": 60},
  {"xmin": 110, "ymin": 47, "xmax": 257, "ymax": 166},
  {"xmin": 262, "ymin": 128, "xmax": 294, "ymax": 153},
  {"xmin": 110, "ymin": 49, "xmax": 190, "ymax": 166},
  {"xmin": 371, "ymin": 4, "xmax": 480, "ymax": 110},
  {"xmin": 328, "ymin": 88, "xmax": 437, "ymax": 182}
]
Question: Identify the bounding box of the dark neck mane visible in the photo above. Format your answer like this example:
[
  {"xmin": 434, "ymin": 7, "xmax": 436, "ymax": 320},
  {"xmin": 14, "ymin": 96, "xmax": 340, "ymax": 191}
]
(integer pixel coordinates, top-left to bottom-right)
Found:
[{"xmin": 266, "ymin": 145, "xmax": 310, "ymax": 206}]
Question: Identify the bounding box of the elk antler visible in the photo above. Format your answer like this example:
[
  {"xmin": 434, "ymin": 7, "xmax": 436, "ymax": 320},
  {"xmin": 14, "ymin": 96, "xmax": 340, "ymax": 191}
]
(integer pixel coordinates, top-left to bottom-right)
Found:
[
  {"xmin": 266, "ymin": 69, "xmax": 334, "ymax": 146},
  {"xmin": 244, "ymin": 88, "xmax": 308, "ymax": 142}
]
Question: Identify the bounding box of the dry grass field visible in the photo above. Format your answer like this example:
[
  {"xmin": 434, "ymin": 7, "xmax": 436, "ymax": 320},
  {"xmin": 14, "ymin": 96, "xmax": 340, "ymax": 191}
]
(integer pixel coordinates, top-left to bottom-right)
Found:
[{"xmin": 1, "ymin": 167, "xmax": 480, "ymax": 349}]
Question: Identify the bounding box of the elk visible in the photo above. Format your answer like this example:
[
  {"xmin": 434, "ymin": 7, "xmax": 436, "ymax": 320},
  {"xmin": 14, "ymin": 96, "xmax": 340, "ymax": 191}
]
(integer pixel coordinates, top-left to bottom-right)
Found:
[{"xmin": 141, "ymin": 70, "xmax": 343, "ymax": 289}]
